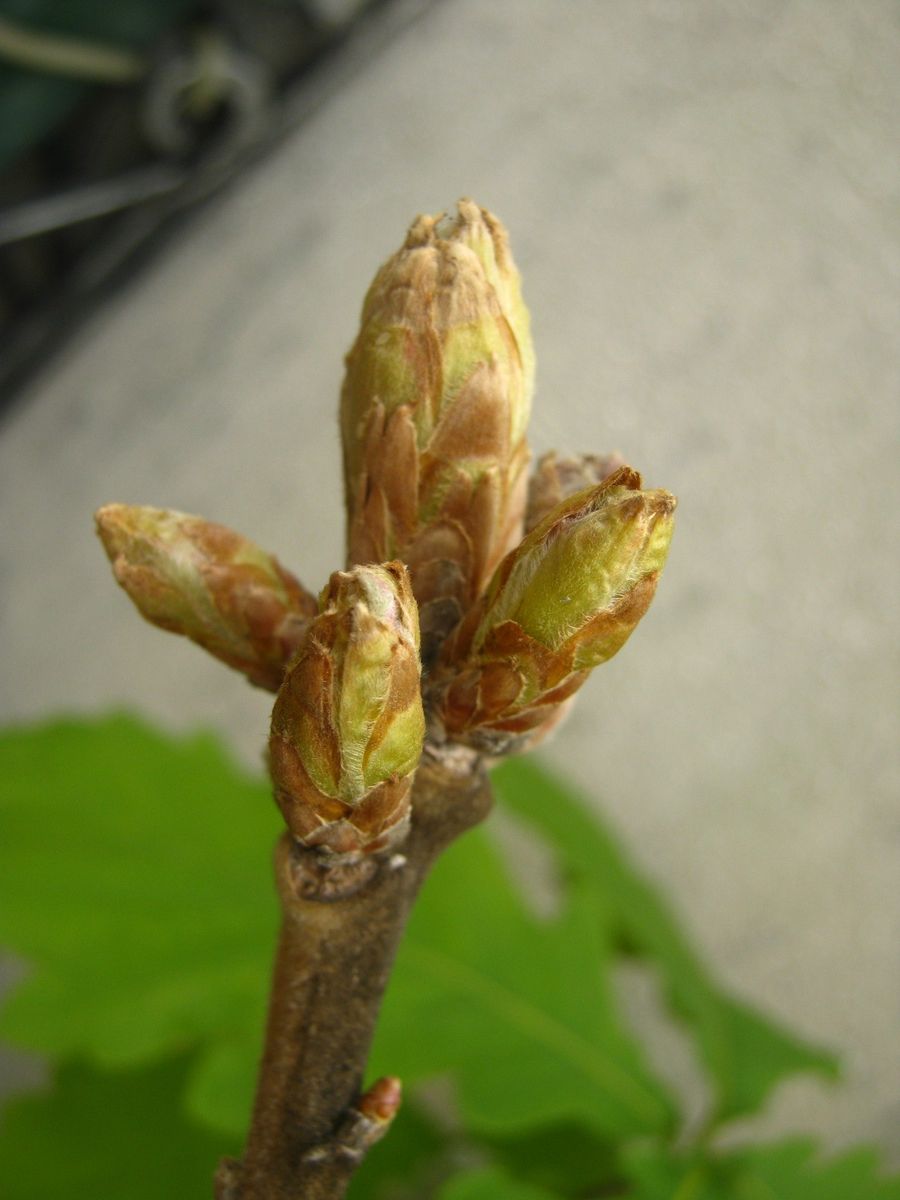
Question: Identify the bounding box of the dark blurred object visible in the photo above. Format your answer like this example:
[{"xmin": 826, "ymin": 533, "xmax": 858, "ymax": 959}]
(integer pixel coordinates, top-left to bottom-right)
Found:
[{"xmin": 0, "ymin": 0, "xmax": 428, "ymax": 406}]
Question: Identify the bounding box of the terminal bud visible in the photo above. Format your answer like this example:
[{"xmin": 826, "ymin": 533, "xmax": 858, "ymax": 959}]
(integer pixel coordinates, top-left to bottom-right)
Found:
[{"xmin": 341, "ymin": 199, "xmax": 534, "ymax": 660}]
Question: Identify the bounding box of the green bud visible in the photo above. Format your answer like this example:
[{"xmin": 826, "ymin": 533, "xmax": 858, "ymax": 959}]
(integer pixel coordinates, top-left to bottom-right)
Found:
[
  {"xmin": 95, "ymin": 504, "xmax": 316, "ymax": 691},
  {"xmin": 269, "ymin": 562, "xmax": 425, "ymax": 859},
  {"xmin": 341, "ymin": 199, "xmax": 534, "ymax": 660},
  {"xmin": 433, "ymin": 467, "xmax": 675, "ymax": 753}
]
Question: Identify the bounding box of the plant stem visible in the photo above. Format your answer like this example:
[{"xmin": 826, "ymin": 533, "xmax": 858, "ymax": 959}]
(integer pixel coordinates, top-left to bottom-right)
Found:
[{"xmin": 217, "ymin": 746, "xmax": 491, "ymax": 1200}]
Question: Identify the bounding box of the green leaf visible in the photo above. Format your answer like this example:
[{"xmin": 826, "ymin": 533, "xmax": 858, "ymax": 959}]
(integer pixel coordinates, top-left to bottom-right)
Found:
[
  {"xmin": 0, "ymin": 714, "xmax": 842, "ymax": 1176},
  {"xmin": 370, "ymin": 825, "xmax": 675, "ymax": 1139},
  {"xmin": 437, "ymin": 1167, "xmax": 562, "ymax": 1200},
  {"xmin": 621, "ymin": 1139, "xmax": 900, "ymax": 1200},
  {"xmin": 0, "ymin": 717, "xmax": 674, "ymax": 1146},
  {"xmin": 491, "ymin": 757, "xmax": 838, "ymax": 1123},
  {"xmin": 737, "ymin": 1139, "xmax": 900, "ymax": 1200},
  {"xmin": 349, "ymin": 1101, "xmax": 449, "ymax": 1200},
  {"xmin": 183, "ymin": 1034, "xmax": 261, "ymax": 1138},
  {"xmin": 0, "ymin": 715, "xmax": 278, "ymax": 1130},
  {"xmin": 480, "ymin": 1122, "xmax": 620, "ymax": 1196},
  {"xmin": 0, "ymin": 1054, "xmax": 236, "ymax": 1199},
  {"xmin": 620, "ymin": 1145, "xmax": 725, "ymax": 1200}
]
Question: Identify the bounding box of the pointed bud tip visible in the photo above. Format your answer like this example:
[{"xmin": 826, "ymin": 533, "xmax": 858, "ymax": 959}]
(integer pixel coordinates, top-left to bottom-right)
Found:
[
  {"xmin": 94, "ymin": 502, "xmax": 201, "ymax": 561},
  {"xmin": 94, "ymin": 502, "xmax": 140, "ymax": 554},
  {"xmin": 94, "ymin": 502, "xmax": 117, "ymax": 529},
  {"xmin": 358, "ymin": 1076, "xmax": 403, "ymax": 1123},
  {"xmin": 526, "ymin": 450, "xmax": 631, "ymax": 531},
  {"xmin": 562, "ymin": 467, "xmax": 676, "ymax": 524},
  {"xmin": 433, "ymin": 196, "xmax": 490, "ymax": 236},
  {"xmin": 405, "ymin": 197, "xmax": 495, "ymax": 247},
  {"xmin": 321, "ymin": 560, "xmax": 419, "ymax": 645}
]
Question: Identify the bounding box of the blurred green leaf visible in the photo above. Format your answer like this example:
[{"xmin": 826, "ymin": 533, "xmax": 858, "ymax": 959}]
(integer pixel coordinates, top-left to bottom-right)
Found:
[
  {"xmin": 437, "ymin": 1167, "xmax": 562, "ymax": 1200},
  {"xmin": 621, "ymin": 1138, "xmax": 900, "ymax": 1199},
  {"xmin": 0, "ymin": 715, "xmax": 863, "ymax": 1200},
  {"xmin": 370, "ymin": 825, "xmax": 675, "ymax": 1140},
  {"xmin": 0, "ymin": 716, "xmax": 676, "ymax": 1145},
  {"xmin": 620, "ymin": 1145, "xmax": 724, "ymax": 1200},
  {"xmin": 492, "ymin": 757, "xmax": 838, "ymax": 1124},
  {"xmin": 349, "ymin": 1101, "xmax": 449, "ymax": 1200},
  {"xmin": 0, "ymin": 1053, "xmax": 235, "ymax": 1199},
  {"xmin": 735, "ymin": 1139, "xmax": 900, "ymax": 1199},
  {"xmin": 0, "ymin": 715, "xmax": 278, "ymax": 1135},
  {"xmin": 481, "ymin": 1122, "xmax": 620, "ymax": 1195}
]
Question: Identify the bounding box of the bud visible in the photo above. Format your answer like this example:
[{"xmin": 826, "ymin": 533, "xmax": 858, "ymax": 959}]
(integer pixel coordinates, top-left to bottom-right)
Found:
[
  {"xmin": 432, "ymin": 467, "xmax": 675, "ymax": 753},
  {"xmin": 269, "ymin": 562, "xmax": 425, "ymax": 859},
  {"xmin": 526, "ymin": 450, "xmax": 626, "ymax": 531},
  {"xmin": 95, "ymin": 504, "xmax": 317, "ymax": 691},
  {"xmin": 340, "ymin": 199, "xmax": 534, "ymax": 660}
]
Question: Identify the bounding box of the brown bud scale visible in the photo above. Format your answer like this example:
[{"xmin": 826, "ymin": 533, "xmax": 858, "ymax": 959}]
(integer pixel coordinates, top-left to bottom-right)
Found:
[
  {"xmin": 341, "ymin": 200, "xmax": 534, "ymax": 662},
  {"xmin": 95, "ymin": 504, "xmax": 317, "ymax": 691},
  {"xmin": 431, "ymin": 467, "xmax": 675, "ymax": 753}
]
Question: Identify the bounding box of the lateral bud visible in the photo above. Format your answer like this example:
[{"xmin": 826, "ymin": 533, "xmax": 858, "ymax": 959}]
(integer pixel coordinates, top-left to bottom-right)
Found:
[
  {"xmin": 341, "ymin": 198, "xmax": 534, "ymax": 660},
  {"xmin": 432, "ymin": 467, "xmax": 675, "ymax": 753},
  {"xmin": 269, "ymin": 562, "xmax": 425, "ymax": 860},
  {"xmin": 94, "ymin": 504, "xmax": 316, "ymax": 691}
]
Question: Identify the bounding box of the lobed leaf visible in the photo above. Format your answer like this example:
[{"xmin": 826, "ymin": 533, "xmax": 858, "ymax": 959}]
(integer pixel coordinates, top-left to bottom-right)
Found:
[
  {"xmin": 370, "ymin": 825, "xmax": 676, "ymax": 1139},
  {"xmin": 0, "ymin": 716, "xmax": 277, "ymax": 1104},
  {"xmin": 0, "ymin": 1054, "xmax": 235, "ymax": 1200},
  {"xmin": 0, "ymin": 715, "xmax": 851, "ymax": 1190},
  {"xmin": 492, "ymin": 757, "xmax": 838, "ymax": 1124}
]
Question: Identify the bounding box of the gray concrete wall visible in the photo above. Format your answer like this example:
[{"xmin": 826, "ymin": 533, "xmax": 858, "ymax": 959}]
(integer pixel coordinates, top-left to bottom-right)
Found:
[{"xmin": 2, "ymin": 0, "xmax": 898, "ymax": 1160}]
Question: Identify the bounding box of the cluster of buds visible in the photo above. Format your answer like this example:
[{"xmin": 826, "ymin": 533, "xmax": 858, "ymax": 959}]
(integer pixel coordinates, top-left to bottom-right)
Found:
[{"xmin": 96, "ymin": 200, "xmax": 675, "ymax": 862}]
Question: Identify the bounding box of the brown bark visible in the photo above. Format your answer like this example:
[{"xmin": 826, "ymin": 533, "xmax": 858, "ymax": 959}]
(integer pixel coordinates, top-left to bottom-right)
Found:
[{"xmin": 217, "ymin": 746, "xmax": 491, "ymax": 1200}]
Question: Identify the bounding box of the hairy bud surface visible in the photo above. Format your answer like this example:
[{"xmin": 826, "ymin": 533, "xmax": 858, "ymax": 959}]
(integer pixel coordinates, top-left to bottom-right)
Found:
[{"xmin": 95, "ymin": 504, "xmax": 316, "ymax": 691}]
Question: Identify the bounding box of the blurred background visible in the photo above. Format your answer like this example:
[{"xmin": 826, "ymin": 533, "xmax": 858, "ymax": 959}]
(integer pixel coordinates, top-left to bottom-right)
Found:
[{"xmin": 1, "ymin": 0, "xmax": 898, "ymax": 1165}]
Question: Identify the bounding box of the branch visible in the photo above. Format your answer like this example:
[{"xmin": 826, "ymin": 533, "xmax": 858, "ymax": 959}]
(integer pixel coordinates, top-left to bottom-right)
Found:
[{"xmin": 217, "ymin": 746, "xmax": 491, "ymax": 1200}]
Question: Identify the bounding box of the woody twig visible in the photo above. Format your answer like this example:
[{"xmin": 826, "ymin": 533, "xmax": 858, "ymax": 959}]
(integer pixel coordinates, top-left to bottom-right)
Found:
[{"xmin": 95, "ymin": 199, "xmax": 675, "ymax": 1199}]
